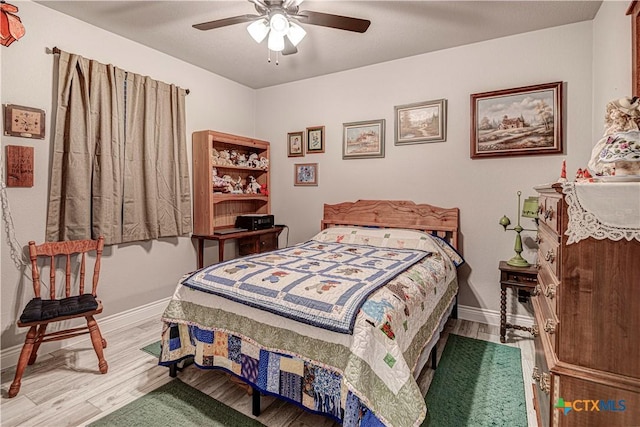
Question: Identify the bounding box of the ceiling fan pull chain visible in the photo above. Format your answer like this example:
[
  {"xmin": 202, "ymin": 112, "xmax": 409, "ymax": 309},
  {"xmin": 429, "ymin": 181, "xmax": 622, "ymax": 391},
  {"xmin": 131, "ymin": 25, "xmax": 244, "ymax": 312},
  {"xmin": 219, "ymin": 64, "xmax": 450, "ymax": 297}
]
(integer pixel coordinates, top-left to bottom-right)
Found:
[
  {"xmin": 267, "ymin": 49, "xmax": 271, "ymax": 63},
  {"xmin": 276, "ymin": 51, "xmax": 279, "ymax": 66}
]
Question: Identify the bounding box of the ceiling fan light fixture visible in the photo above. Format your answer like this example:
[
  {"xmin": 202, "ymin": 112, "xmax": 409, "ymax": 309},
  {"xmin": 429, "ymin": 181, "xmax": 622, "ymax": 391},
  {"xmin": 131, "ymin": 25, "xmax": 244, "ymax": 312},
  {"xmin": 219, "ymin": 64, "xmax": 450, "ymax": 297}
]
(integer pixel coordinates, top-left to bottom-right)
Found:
[
  {"xmin": 268, "ymin": 29, "xmax": 285, "ymax": 52},
  {"xmin": 247, "ymin": 18, "xmax": 269, "ymax": 43},
  {"xmin": 269, "ymin": 12, "xmax": 289, "ymax": 35},
  {"xmin": 287, "ymin": 21, "xmax": 306, "ymax": 47}
]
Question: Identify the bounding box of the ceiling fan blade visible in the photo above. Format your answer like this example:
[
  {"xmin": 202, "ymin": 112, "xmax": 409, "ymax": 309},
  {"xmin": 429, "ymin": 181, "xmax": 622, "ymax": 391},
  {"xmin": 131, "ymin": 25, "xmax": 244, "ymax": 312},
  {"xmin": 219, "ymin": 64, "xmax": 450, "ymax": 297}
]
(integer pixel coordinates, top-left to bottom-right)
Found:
[
  {"xmin": 249, "ymin": 0, "xmax": 269, "ymax": 14},
  {"xmin": 296, "ymin": 10, "xmax": 370, "ymax": 33},
  {"xmin": 193, "ymin": 14, "xmax": 261, "ymax": 31},
  {"xmin": 283, "ymin": 0, "xmax": 304, "ymax": 9},
  {"xmin": 282, "ymin": 37, "xmax": 298, "ymax": 55}
]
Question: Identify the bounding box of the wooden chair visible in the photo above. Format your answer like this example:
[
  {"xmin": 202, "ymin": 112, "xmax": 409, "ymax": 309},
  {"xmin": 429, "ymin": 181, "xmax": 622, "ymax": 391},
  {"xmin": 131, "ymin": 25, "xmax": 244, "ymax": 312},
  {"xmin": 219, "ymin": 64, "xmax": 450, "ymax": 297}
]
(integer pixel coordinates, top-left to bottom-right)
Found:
[{"xmin": 8, "ymin": 237, "xmax": 108, "ymax": 398}]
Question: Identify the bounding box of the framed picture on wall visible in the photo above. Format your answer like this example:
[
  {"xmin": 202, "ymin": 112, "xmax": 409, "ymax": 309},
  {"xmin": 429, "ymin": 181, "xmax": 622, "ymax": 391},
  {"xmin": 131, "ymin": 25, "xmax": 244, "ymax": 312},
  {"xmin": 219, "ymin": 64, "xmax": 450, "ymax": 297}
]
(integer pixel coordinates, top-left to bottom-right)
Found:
[
  {"xmin": 306, "ymin": 126, "xmax": 325, "ymax": 153},
  {"xmin": 470, "ymin": 81, "xmax": 563, "ymax": 159},
  {"xmin": 294, "ymin": 163, "xmax": 318, "ymax": 186},
  {"xmin": 287, "ymin": 131, "xmax": 304, "ymax": 157},
  {"xmin": 3, "ymin": 104, "xmax": 46, "ymax": 139},
  {"xmin": 394, "ymin": 99, "xmax": 447, "ymax": 145},
  {"xmin": 342, "ymin": 119, "xmax": 385, "ymax": 159}
]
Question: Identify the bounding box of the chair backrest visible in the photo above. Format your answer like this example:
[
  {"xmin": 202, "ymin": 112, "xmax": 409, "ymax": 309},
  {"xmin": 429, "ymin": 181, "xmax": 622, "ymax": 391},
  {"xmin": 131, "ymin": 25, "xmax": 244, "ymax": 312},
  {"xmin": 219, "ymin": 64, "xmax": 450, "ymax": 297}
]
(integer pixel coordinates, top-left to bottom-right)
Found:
[{"xmin": 29, "ymin": 237, "xmax": 104, "ymax": 300}]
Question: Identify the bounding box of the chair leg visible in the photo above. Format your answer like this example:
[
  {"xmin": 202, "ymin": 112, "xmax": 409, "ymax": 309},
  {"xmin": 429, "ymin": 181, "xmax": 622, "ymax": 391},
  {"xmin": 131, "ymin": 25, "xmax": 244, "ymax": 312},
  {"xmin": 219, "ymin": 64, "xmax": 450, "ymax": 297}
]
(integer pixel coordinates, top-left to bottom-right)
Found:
[
  {"xmin": 28, "ymin": 324, "xmax": 48, "ymax": 365},
  {"xmin": 8, "ymin": 326, "xmax": 38, "ymax": 398},
  {"xmin": 86, "ymin": 316, "xmax": 108, "ymax": 374}
]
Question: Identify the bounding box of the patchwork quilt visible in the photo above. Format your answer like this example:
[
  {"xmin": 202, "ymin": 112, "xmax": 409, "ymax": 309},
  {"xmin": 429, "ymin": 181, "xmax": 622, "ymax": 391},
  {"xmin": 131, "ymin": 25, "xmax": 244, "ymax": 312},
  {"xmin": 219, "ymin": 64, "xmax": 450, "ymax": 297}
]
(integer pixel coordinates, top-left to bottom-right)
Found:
[
  {"xmin": 159, "ymin": 227, "xmax": 462, "ymax": 427},
  {"xmin": 182, "ymin": 241, "xmax": 429, "ymax": 334}
]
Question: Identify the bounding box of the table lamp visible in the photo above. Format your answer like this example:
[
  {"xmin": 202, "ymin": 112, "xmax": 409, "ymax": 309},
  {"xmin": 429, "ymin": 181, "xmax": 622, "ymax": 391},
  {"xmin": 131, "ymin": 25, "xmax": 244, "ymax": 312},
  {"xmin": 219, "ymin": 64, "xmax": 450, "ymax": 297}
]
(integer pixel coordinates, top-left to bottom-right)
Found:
[{"xmin": 499, "ymin": 191, "xmax": 539, "ymax": 267}]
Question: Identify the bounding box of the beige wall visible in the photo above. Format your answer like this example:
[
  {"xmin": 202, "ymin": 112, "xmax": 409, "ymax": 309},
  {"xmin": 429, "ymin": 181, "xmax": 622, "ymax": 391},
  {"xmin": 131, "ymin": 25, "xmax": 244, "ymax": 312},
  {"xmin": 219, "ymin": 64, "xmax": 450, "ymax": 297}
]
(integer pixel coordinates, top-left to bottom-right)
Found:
[
  {"xmin": 258, "ymin": 3, "xmax": 630, "ymax": 319},
  {"xmin": 0, "ymin": 1, "xmax": 631, "ymax": 351},
  {"xmin": 0, "ymin": 1, "xmax": 257, "ymax": 349}
]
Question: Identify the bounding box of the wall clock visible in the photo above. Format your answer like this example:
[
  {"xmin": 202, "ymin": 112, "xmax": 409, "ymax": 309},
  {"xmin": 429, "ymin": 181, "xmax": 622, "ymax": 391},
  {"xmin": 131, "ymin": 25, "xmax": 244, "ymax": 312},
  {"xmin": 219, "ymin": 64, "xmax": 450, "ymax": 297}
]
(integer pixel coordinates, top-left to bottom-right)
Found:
[{"xmin": 3, "ymin": 104, "xmax": 45, "ymax": 139}]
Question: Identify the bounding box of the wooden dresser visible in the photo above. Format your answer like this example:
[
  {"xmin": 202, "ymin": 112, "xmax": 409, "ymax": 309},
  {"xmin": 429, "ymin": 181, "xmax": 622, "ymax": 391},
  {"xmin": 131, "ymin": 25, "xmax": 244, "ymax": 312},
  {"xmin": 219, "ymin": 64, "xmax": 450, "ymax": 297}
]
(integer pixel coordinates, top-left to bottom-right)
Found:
[{"xmin": 532, "ymin": 183, "xmax": 640, "ymax": 427}]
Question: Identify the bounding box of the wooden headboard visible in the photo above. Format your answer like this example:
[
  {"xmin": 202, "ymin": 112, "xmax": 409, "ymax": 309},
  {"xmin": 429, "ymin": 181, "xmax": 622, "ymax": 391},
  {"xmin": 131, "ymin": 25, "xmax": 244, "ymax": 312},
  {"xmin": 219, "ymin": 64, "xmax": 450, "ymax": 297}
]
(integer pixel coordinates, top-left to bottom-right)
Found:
[{"xmin": 321, "ymin": 200, "xmax": 460, "ymax": 250}]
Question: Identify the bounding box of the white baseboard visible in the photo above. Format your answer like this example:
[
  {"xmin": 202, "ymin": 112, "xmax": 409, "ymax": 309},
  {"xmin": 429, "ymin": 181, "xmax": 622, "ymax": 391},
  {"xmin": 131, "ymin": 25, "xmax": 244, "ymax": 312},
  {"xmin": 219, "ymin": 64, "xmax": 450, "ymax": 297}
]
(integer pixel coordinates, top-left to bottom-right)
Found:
[
  {"xmin": 457, "ymin": 303, "xmax": 534, "ymax": 328},
  {"xmin": 1, "ymin": 298, "xmax": 532, "ymax": 369},
  {"xmin": 1, "ymin": 297, "xmax": 171, "ymax": 370}
]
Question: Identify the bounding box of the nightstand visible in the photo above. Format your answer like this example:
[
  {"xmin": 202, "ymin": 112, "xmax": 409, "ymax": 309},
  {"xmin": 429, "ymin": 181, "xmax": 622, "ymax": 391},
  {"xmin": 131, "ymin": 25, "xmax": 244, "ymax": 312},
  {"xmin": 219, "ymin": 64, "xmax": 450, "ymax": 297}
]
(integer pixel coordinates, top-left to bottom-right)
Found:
[{"xmin": 499, "ymin": 260, "xmax": 538, "ymax": 343}]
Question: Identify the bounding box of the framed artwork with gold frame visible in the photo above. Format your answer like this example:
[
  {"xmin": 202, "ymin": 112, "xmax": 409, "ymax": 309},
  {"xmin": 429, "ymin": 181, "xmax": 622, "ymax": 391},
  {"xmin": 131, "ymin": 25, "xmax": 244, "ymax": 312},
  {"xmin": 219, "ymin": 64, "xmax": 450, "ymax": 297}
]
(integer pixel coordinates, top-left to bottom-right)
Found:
[
  {"xmin": 3, "ymin": 104, "xmax": 46, "ymax": 139},
  {"xmin": 287, "ymin": 131, "xmax": 304, "ymax": 157},
  {"xmin": 294, "ymin": 163, "xmax": 318, "ymax": 186},
  {"xmin": 306, "ymin": 126, "xmax": 325, "ymax": 154}
]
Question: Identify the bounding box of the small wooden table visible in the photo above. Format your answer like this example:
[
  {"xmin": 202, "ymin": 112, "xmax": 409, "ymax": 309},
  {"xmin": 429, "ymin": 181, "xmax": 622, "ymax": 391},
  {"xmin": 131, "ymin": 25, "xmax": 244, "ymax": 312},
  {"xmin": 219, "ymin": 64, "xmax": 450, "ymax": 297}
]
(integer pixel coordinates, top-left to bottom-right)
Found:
[
  {"xmin": 192, "ymin": 226, "xmax": 285, "ymax": 269},
  {"xmin": 499, "ymin": 260, "xmax": 538, "ymax": 343}
]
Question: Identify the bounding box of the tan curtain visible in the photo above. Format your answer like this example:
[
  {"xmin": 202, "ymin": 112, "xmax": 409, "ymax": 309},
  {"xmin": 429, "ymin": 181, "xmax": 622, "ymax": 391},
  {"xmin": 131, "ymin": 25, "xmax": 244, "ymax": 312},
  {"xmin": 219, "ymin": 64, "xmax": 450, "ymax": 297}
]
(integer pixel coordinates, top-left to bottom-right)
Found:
[
  {"xmin": 46, "ymin": 51, "xmax": 191, "ymax": 245},
  {"xmin": 122, "ymin": 74, "xmax": 191, "ymax": 242},
  {"xmin": 46, "ymin": 51, "xmax": 125, "ymax": 244}
]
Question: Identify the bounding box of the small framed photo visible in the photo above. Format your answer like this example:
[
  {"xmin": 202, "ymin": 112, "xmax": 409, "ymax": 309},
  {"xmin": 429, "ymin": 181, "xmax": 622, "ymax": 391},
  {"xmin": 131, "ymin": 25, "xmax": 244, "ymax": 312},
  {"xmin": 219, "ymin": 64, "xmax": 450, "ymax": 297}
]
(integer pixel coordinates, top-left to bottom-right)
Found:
[
  {"xmin": 395, "ymin": 99, "xmax": 447, "ymax": 145},
  {"xmin": 342, "ymin": 119, "xmax": 385, "ymax": 159},
  {"xmin": 470, "ymin": 81, "xmax": 563, "ymax": 159},
  {"xmin": 3, "ymin": 104, "xmax": 46, "ymax": 139},
  {"xmin": 294, "ymin": 163, "xmax": 318, "ymax": 186},
  {"xmin": 306, "ymin": 126, "xmax": 325, "ymax": 154},
  {"xmin": 287, "ymin": 131, "xmax": 304, "ymax": 157}
]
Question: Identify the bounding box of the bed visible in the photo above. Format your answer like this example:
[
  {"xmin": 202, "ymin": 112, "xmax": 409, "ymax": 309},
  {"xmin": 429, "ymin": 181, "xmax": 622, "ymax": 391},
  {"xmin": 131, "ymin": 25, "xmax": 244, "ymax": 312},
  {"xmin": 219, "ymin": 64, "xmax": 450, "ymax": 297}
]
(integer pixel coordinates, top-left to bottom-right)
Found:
[{"xmin": 159, "ymin": 200, "xmax": 462, "ymax": 427}]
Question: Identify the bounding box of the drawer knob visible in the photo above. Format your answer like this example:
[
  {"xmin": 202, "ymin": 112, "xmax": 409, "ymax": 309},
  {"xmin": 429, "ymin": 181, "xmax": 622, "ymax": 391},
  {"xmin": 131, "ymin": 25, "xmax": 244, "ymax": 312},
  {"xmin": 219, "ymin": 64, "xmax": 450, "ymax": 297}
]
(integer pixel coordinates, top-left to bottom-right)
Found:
[
  {"xmin": 544, "ymin": 318, "xmax": 556, "ymax": 334},
  {"xmin": 532, "ymin": 366, "xmax": 541, "ymax": 382},
  {"xmin": 541, "ymin": 373, "xmax": 551, "ymax": 394},
  {"xmin": 531, "ymin": 324, "xmax": 539, "ymax": 337},
  {"xmin": 544, "ymin": 249, "xmax": 555, "ymax": 263},
  {"xmin": 544, "ymin": 284, "xmax": 556, "ymax": 299}
]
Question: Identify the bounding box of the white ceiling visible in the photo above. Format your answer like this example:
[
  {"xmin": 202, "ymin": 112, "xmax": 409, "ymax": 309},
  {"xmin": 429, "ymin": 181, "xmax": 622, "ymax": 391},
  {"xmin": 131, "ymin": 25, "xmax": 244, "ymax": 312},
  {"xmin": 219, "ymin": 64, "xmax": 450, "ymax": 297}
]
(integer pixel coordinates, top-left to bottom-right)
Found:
[{"xmin": 36, "ymin": 1, "xmax": 603, "ymax": 89}]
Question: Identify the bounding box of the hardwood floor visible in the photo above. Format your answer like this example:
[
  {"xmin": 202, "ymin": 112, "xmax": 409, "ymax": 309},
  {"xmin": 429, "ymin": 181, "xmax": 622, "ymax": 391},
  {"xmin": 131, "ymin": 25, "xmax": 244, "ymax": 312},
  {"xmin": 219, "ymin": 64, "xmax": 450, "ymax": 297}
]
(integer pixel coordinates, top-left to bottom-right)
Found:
[{"xmin": 1, "ymin": 317, "xmax": 538, "ymax": 427}]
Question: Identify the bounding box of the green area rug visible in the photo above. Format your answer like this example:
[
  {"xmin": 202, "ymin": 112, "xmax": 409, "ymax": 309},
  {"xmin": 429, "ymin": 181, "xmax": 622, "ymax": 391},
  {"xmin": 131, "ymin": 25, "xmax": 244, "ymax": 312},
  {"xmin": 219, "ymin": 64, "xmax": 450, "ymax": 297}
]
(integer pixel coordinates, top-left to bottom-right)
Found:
[
  {"xmin": 141, "ymin": 340, "xmax": 161, "ymax": 358},
  {"xmin": 88, "ymin": 379, "xmax": 265, "ymax": 427},
  {"xmin": 423, "ymin": 334, "xmax": 527, "ymax": 427}
]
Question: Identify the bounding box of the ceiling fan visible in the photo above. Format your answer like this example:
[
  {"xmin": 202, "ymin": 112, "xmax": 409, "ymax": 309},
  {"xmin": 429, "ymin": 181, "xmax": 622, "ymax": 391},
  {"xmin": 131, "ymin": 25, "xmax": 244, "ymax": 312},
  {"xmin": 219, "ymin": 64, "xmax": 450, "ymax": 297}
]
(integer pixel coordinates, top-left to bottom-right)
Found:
[{"xmin": 193, "ymin": 0, "xmax": 370, "ymax": 59}]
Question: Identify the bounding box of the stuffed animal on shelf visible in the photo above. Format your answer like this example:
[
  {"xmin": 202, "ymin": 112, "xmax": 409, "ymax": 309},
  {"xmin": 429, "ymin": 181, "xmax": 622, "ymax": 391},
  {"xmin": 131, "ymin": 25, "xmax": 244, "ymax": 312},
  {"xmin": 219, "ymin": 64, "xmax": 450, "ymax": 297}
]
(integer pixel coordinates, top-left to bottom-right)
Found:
[{"xmin": 246, "ymin": 176, "xmax": 261, "ymax": 194}]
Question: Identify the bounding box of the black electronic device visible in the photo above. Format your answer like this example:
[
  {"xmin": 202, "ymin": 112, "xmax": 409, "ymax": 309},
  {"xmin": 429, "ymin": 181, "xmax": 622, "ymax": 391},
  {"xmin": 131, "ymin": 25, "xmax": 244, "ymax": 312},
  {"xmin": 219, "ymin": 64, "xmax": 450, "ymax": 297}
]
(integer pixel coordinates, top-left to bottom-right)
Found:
[{"xmin": 235, "ymin": 214, "xmax": 274, "ymax": 231}]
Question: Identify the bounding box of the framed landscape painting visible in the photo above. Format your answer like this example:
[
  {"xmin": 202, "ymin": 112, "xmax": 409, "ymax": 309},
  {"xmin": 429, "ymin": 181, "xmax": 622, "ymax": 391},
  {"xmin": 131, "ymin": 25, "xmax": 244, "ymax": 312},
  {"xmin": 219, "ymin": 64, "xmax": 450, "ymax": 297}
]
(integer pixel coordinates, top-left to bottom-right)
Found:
[
  {"xmin": 342, "ymin": 119, "xmax": 385, "ymax": 159},
  {"xmin": 395, "ymin": 99, "xmax": 447, "ymax": 145},
  {"xmin": 470, "ymin": 81, "xmax": 563, "ymax": 159}
]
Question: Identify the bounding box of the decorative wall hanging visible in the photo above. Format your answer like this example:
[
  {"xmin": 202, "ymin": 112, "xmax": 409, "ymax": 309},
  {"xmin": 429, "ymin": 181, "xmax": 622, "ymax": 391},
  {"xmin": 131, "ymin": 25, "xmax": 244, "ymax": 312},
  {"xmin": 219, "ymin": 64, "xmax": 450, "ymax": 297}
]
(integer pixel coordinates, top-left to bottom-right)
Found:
[
  {"xmin": 5, "ymin": 145, "xmax": 34, "ymax": 187},
  {"xmin": 395, "ymin": 99, "xmax": 447, "ymax": 145},
  {"xmin": 470, "ymin": 82, "xmax": 563, "ymax": 159},
  {"xmin": 287, "ymin": 131, "xmax": 304, "ymax": 157},
  {"xmin": 0, "ymin": 2, "xmax": 25, "ymax": 47},
  {"xmin": 306, "ymin": 126, "xmax": 325, "ymax": 154},
  {"xmin": 294, "ymin": 163, "xmax": 318, "ymax": 186},
  {"xmin": 342, "ymin": 119, "xmax": 385, "ymax": 159},
  {"xmin": 4, "ymin": 104, "xmax": 45, "ymax": 139}
]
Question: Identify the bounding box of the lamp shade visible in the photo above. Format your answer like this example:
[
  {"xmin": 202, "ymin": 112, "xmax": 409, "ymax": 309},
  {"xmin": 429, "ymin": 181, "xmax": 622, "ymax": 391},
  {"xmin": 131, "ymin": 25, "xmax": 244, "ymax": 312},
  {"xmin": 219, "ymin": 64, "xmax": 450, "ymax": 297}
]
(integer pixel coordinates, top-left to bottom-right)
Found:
[
  {"xmin": 287, "ymin": 21, "xmax": 306, "ymax": 46},
  {"xmin": 247, "ymin": 19, "xmax": 269, "ymax": 43},
  {"xmin": 268, "ymin": 30, "xmax": 285, "ymax": 52},
  {"xmin": 522, "ymin": 197, "xmax": 539, "ymax": 219}
]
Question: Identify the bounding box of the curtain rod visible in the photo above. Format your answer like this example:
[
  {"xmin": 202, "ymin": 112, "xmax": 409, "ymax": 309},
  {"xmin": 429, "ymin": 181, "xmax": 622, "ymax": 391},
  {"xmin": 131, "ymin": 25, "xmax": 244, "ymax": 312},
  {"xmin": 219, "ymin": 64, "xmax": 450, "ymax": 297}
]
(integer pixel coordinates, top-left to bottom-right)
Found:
[{"xmin": 49, "ymin": 47, "xmax": 190, "ymax": 95}]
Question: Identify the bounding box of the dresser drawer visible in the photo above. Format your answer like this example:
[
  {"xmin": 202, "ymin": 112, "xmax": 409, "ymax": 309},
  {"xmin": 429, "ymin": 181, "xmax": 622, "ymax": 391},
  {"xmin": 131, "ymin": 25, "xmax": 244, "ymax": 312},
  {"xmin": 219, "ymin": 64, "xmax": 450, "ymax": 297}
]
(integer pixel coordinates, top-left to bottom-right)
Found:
[
  {"xmin": 538, "ymin": 194, "xmax": 561, "ymax": 234},
  {"xmin": 537, "ymin": 264, "xmax": 559, "ymax": 316},
  {"xmin": 532, "ymin": 295, "xmax": 556, "ymax": 427},
  {"xmin": 533, "ymin": 293, "xmax": 559, "ymax": 354},
  {"xmin": 238, "ymin": 232, "xmax": 279, "ymax": 256},
  {"xmin": 532, "ymin": 330, "xmax": 551, "ymax": 427},
  {"xmin": 537, "ymin": 226, "xmax": 560, "ymax": 279}
]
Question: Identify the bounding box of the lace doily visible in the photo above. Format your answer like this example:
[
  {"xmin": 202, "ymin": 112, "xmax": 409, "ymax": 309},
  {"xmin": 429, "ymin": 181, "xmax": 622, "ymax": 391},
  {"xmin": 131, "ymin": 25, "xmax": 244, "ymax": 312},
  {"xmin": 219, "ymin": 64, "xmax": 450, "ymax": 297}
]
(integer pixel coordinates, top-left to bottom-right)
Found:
[{"xmin": 561, "ymin": 182, "xmax": 640, "ymax": 244}]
